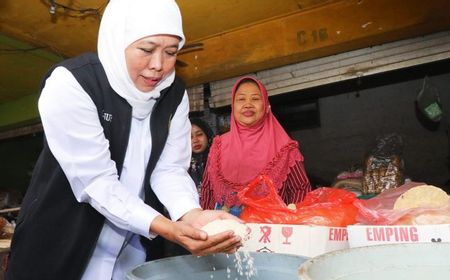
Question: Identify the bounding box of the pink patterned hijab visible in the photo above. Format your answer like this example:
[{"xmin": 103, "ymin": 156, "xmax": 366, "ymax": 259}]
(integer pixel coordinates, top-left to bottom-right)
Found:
[{"xmin": 206, "ymin": 76, "xmax": 304, "ymax": 207}]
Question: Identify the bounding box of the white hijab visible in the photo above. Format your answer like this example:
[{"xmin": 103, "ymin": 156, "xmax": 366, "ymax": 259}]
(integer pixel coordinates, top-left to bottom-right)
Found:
[{"xmin": 98, "ymin": 0, "xmax": 185, "ymax": 119}]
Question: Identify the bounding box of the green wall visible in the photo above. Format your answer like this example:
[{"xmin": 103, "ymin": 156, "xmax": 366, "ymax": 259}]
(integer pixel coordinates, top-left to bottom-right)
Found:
[
  {"xmin": 0, "ymin": 94, "xmax": 40, "ymax": 129},
  {"xmin": 0, "ymin": 34, "xmax": 63, "ymax": 130}
]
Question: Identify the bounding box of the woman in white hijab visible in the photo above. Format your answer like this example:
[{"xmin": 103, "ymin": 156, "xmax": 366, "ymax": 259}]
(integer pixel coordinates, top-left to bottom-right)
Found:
[{"xmin": 6, "ymin": 1, "xmax": 241, "ymax": 279}]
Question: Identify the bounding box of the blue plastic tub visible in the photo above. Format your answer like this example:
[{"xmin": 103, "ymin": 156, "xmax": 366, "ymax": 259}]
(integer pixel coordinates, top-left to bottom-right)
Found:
[{"xmin": 126, "ymin": 252, "xmax": 308, "ymax": 280}]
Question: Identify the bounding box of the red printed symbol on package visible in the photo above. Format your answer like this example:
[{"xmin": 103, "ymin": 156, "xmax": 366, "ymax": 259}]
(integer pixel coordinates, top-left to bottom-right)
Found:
[
  {"xmin": 281, "ymin": 226, "xmax": 293, "ymax": 244},
  {"xmin": 259, "ymin": 226, "xmax": 271, "ymax": 243}
]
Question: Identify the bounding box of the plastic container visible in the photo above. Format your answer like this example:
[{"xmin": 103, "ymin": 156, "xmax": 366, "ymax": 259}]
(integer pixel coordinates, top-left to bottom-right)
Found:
[
  {"xmin": 299, "ymin": 243, "xmax": 450, "ymax": 279},
  {"xmin": 126, "ymin": 252, "xmax": 308, "ymax": 280}
]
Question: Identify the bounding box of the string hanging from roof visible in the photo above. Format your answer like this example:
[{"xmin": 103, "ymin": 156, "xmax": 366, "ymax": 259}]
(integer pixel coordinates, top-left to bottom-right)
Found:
[{"xmin": 45, "ymin": 0, "xmax": 107, "ymax": 17}]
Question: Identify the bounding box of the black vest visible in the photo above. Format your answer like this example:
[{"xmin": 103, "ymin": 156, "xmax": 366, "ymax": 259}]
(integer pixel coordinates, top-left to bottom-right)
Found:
[{"xmin": 6, "ymin": 53, "xmax": 185, "ymax": 280}]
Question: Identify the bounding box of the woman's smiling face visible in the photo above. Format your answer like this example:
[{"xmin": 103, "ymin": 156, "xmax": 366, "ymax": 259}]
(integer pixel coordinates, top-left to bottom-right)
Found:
[
  {"xmin": 233, "ymin": 81, "xmax": 265, "ymax": 127},
  {"xmin": 125, "ymin": 34, "xmax": 180, "ymax": 92}
]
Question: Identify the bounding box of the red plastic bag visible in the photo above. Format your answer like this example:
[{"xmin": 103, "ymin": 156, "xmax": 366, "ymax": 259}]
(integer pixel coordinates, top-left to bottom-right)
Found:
[
  {"xmin": 238, "ymin": 175, "xmax": 296, "ymax": 224},
  {"xmin": 294, "ymin": 188, "xmax": 359, "ymax": 227},
  {"xmin": 238, "ymin": 175, "xmax": 359, "ymax": 226}
]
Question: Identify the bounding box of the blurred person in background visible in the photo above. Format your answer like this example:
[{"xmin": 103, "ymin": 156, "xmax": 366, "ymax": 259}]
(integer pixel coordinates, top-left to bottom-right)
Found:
[{"xmin": 189, "ymin": 118, "xmax": 215, "ymax": 194}]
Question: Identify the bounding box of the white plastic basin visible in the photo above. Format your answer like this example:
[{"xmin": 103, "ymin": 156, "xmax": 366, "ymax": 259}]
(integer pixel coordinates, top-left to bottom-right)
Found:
[{"xmin": 299, "ymin": 243, "xmax": 450, "ymax": 280}]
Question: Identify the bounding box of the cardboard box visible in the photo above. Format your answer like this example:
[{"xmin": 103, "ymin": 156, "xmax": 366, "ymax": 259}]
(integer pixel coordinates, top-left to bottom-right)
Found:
[
  {"xmin": 348, "ymin": 224, "xmax": 450, "ymax": 248},
  {"xmin": 242, "ymin": 223, "xmax": 348, "ymax": 257}
]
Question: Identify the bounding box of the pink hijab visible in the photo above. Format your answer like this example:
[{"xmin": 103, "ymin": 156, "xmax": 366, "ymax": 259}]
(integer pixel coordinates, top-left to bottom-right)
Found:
[{"xmin": 207, "ymin": 76, "xmax": 304, "ymax": 207}]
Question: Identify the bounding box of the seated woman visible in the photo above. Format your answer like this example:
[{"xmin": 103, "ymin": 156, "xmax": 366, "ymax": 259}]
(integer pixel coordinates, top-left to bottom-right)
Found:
[
  {"xmin": 201, "ymin": 76, "xmax": 311, "ymax": 215},
  {"xmin": 189, "ymin": 118, "xmax": 215, "ymax": 194}
]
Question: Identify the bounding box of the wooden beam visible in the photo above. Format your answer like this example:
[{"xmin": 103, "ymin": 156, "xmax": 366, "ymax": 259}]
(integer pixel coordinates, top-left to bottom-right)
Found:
[
  {"xmin": 176, "ymin": 0, "xmax": 450, "ymax": 87},
  {"xmin": 0, "ymin": 124, "xmax": 42, "ymax": 140}
]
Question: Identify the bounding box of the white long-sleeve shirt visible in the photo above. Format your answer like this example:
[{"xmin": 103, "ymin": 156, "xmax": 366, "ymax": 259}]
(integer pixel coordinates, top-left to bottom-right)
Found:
[{"xmin": 38, "ymin": 66, "xmax": 200, "ymax": 279}]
